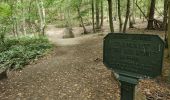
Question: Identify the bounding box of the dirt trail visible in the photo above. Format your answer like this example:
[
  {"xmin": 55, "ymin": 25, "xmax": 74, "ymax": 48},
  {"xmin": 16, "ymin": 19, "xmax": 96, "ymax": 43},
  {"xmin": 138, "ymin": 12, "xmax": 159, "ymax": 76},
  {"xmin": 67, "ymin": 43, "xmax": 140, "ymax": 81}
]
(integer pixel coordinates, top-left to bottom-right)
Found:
[
  {"xmin": 0, "ymin": 32, "xmax": 120, "ymax": 100},
  {"xmin": 0, "ymin": 21, "xmax": 170, "ymax": 100}
]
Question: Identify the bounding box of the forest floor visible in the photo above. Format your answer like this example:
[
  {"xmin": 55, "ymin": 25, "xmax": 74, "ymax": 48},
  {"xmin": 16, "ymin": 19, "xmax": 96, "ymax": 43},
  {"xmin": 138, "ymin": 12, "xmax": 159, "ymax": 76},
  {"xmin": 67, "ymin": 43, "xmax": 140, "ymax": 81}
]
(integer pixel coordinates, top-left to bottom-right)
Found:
[{"xmin": 0, "ymin": 20, "xmax": 170, "ymax": 100}]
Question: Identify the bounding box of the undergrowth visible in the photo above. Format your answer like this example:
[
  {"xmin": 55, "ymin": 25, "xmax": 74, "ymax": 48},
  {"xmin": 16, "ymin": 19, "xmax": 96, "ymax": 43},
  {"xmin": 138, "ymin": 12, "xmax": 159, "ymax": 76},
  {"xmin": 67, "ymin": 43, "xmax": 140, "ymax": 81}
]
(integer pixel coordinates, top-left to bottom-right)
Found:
[{"xmin": 0, "ymin": 35, "xmax": 53, "ymax": 70}]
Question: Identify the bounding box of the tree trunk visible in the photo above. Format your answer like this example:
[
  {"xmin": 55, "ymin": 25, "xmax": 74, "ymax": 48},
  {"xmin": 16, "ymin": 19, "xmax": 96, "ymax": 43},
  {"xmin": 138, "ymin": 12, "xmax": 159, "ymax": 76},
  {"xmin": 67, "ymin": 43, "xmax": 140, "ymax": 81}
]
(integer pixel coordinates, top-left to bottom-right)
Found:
[
  {"xmin": 129, "ymin": 0, "xmax": 134, "ymax": 28},
  {"xmin": 41, "ymin": 0, "xmax": 46, "ymax": 35},
  {"xmin": 10, "ymin": 1, "xmax": 16, "ymax": 36},
  {"xmin": 147, "ymin": 0, "xmax": 156, "ymax": 30},
  {"xmin": 123, "ymin": 0, "xmax": 130, "ymax": 33},
  {"xmin": 107, "ymin": 0, "xmax": 114, "ymax": 32},
  {"xmin": 96, "ymin": 0, "xmax": 100, "ymax": 29},
  {"xmin": 15, "ymin": 18, "xmax": 19, "ymax": 36},
  {"xmin": 36, "ymin": 0, "xmax": 43, "ymax": 34},
  {"xmin": 117, "ymin": 0, "xmax": 122, "ymax": 32},
  {"xmin": 28, "ymin": 0, "xmax": 33, "ymax": 31},
  {"xmin": 77, "ymin": 6, "xmax": 87, "ymax": 34},
  {"xmin": 129, "ymin": 15, "xmax": 134, "ymax": 28},
  {"xmin": 146, "ymin": 0, "xmax": 151, "ymax": 18},
  {"xmin": 21, "ymin": 0, "xmax": 26, "ymax": 35},
  {"xmin": 100, "ymin": 0, "xmax": 104, "ymax": 28},
  {"xmin": 135, "ymin": 2, "xmax": 148, "ymax": 20},
  {"xmin": 168, "ymin": 1, "xmax": 170, "ymax": 57},
  {"xmin": 132, "ymin": 0, "xmax": 136, "ymax": 24},
  {"xmin": 92, "ymin": 0, "xmax": 95, "ymax": 32},
  {"xmin": 36, "ymin": 0, "xmax": 46, "ymax": 35},
  {"xmin": 163, "ymin": 0, "xmax": 168, "ymax": 31},
  {"xmin": 63, "ymin": 0, "xmax": 74, "ymax": 38},
  {"xmin": 114, "ymin": 0, "xmax": 118, "ymax": 21}
]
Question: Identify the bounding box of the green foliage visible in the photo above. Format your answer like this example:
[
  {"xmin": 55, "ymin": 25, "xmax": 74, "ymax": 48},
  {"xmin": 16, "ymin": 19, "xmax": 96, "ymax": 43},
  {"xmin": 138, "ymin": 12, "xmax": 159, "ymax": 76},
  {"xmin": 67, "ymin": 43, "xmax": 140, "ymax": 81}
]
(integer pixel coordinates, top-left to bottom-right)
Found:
[
  {"xmin": 0, "ymin": 27, "xmax": 6, "ymax": 44},
  {"xmin": 0, "ymin": 2, "xmax": 11, "ymax": 20},
  {"xmin": 0, "ymin": 2, "xmax": 12, "ymax": 40},
  {"xmin": 0, "ymin": 36, "xmax": 53, "ymax": 70}
]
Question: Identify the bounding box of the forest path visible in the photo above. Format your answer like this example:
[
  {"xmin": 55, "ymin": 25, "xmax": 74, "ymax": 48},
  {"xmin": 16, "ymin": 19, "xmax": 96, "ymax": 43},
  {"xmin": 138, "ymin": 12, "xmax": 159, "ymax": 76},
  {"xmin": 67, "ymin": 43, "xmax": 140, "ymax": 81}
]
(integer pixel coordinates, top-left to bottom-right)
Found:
[
  {"xmin": 1, "ymin": 21, "xmax": 170, "ymax": 100},
  {"xmin": 0, "ymin": 33, "xmax": 120, "ymax": 100}
]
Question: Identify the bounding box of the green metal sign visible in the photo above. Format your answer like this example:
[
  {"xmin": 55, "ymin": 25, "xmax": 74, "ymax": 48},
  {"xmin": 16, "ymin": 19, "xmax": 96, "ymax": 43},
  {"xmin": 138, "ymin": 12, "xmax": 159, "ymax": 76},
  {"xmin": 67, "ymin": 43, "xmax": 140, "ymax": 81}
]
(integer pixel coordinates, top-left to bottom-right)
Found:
[
  {"xmin": 103, "ymin": 33, "xmax": 164, "ymax": 78},
  {"xmin": 103, "ymin": 33, "xmax": 164, "ymax": 100}
]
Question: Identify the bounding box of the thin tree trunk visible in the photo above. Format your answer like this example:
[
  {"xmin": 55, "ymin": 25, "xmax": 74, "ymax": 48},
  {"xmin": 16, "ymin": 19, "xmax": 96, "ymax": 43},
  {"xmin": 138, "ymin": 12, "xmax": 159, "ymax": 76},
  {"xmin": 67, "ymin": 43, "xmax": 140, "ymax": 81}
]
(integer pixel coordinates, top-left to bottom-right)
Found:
[
  {"xmin": 146, "ymin": 0, "xmax": 151, "ymax": 18},
  {"xmin": 129, "ymin": 1, "xmax": 133, "ymax": 28},
  {"xmin": 12, "ymin": 23, "xmax": 16, "ymax": 36},
  {"xmin": 92, "ymin": 0, "xmax": 95, "ymax": 32},
  {"xmin": 123, "ymin": 0, "xmax": 130, "ymax": 33},
  {"xmin": 140, "ymin": 12, "xmax": 142, "ymax": 19},
  {"xmin": 135, "ymin": 2, "xmax": 148, "ymax": 20},
  {"xmin": 96, "ymin": 0, "xmax": 100, "ymax": 29},
  {"xmin": 132, "ymin": 0, "xmax": 136, "ymax": 24},
  {"xmin": 63, "ymin": 1, "xmax": 74, "ymax": 38},
  {"xmin": 115, "ymin": 0, "xmax": 117, "ymax": 21},
  {"xmin": 21, "ymin": 0, "xmax": 26, "ymax": 35},
  {"xmin": 129, "ymin": 15, "xmax": 134, "ymax": 28},
  {"xmin": 28, "ymin": 0, "xmax": 33, "ymax": 31},
  {"xmin": 36, "ymin": 0, "xmax": 42, "ymax": 34},
  {"xmin": 36, "ymin": 0, "xmax": 46, "ymax": 35},
  {"xmin": 163, "ymin": 0, "xmax": 168, "ymax": 31},
  {"xmin": 40, "ymin": 0, "xmax": 46, "ymax": 35},
  {"xmin": 100, "ymin": 0, "xmax": 103, "ymax": 28},
  {"xmin": 77, "ymin": 7, "xmax": 87, "ymax": 34},
  {"xmin": 10, "ymin": 1, "xmax": 16, "ymax": 36},
  {"xmin": 15, "ymin": 18, "xmax": 19, "ymax": 36},
  {"xmin": 168, "ymin": 1, "xmax": 170, "ymax": 57},
  {"xmin": 147, "ymin": 0, "xmax": 156, "ymax": 30},
  {"xmin": 107, "ymin": 0, "xmax": 114, "ymax": 32},
  {"xmin": 14, "ymin": 0, "xmax": 19, "ymax": 36},
  {"xmin": 129, "ymin": 0, "xmax": 134, "ymax": 28},
  {"xmin": 117, "ymin": 0, "xmax": 122, "ymax": 32}
]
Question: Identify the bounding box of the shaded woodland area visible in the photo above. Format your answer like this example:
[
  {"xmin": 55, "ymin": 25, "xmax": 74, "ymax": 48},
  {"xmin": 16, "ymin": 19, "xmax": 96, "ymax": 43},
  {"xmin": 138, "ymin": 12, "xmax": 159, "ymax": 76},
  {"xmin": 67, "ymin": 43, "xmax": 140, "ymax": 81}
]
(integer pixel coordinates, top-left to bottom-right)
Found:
[
  {"xmin": 0, "ymin": 0, "xmax": 170, "ymax": 100},
  {"xmin": 0, "ymin": 0, "xmax": 170, "ymax": 49}
]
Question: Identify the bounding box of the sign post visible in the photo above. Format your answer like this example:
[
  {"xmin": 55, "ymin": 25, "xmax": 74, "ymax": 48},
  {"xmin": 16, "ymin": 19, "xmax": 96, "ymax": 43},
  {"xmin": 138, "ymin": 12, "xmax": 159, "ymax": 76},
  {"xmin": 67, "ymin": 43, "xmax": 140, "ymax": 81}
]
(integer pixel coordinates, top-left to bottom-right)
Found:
[
  {"xmin": 103, "ymin": 33, "xmax": 164, "ymax": 100},
  {"xmin": 120, "ymin": 81, "xmax": 135, "ymax": 100}
]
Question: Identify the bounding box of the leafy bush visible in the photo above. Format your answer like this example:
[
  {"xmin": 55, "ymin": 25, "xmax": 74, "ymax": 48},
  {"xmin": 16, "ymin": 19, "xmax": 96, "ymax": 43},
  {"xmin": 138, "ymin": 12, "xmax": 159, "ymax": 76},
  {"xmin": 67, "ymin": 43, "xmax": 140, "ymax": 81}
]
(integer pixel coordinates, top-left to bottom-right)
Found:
[
  {"xmin": 0, "ymin": 36, "xmax": 53, "ymax": 70},
  {"xmin": 0, "ymin": 26, "xmax": 6, "ymax": 45}
]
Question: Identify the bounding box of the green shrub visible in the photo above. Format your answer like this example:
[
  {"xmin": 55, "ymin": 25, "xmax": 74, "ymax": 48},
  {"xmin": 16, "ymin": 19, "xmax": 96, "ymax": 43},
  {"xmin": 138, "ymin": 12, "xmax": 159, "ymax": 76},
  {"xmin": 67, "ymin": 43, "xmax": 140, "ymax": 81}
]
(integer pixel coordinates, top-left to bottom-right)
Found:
[{"xmin": 0, "ymin": 36, "xmax": 53, "ymax": 70}]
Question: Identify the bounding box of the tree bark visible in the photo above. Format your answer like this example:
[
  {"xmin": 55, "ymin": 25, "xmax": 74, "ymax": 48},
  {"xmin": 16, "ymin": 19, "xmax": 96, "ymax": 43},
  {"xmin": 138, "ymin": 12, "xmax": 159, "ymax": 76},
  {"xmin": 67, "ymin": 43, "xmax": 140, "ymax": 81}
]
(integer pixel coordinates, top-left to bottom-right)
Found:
[
  {"xmin": 77, "ymin": 6, "xmax": 87, "ymax": 34},
  {"xmin": 36, "ymin": 0, "xmax": 46, "ymax": 35},
  {"xmin": 112, "ymin": 0, "xmax": 117, "ymax": 21},
  {"xmin": 9, "ymin": 1, "xmax": 16, "ymax": 36},
  {"xmin": 107, "ymin": 0, "xmax": 114, "ymax": 32},
  {"xmin": 100, "ymin": 0, "xmax": 104, "ymax": 28},
  {"xmin": 147, "ymin": 0, "xmax": 156, "ymax": 30},
  {"xmin": 132, "ymin": 0, "xmax": 136, "ymax": 24},
  {"xmin": 92, "ymin": 0, "xmax": 95, "ymax": 32},
  {"xmin": 123, "ymin": 0, "xmax": 130, "ymax": 33},
  {"xmin": 41, "ymin": 0, "xmax": 46, "ymax": 35},
  {"xmin": 129, "ymin": 15, "xmax": 134, "ymax": 28},
  {"xmin": 135, "ymin": 2, "xmax": 148, "ymax": 20},
  {"xmin": 163, "ymin": 0, "xmax": 168, "ymax": 31},
  {"xmin": 63, "ymin": 1, "xmax": 74, "ymax": 38},
  {"xmin": 21, "ymin": 0, "xmax": 26, "ymax": 35},
  {"xmin": 15, "ymin": 18, "xmax": 19, "ymax": 36},
  {"xmin": 168, "ymin": 1, "xmax": 170, "ymax": 57},
  {"xmin": 96, "ymin": 0, "xmax": 100, "ymax": 29},
  {"xmin": 129, "ymin": 0, "xmax": 134, "ymax": 28},
  {"xmin": 28, "ymin": 0, "xmax": 33, "ymax": 31},
  {"xmin": 117, "ymin": 0, "xmax": 122, "ymax": 32}
]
